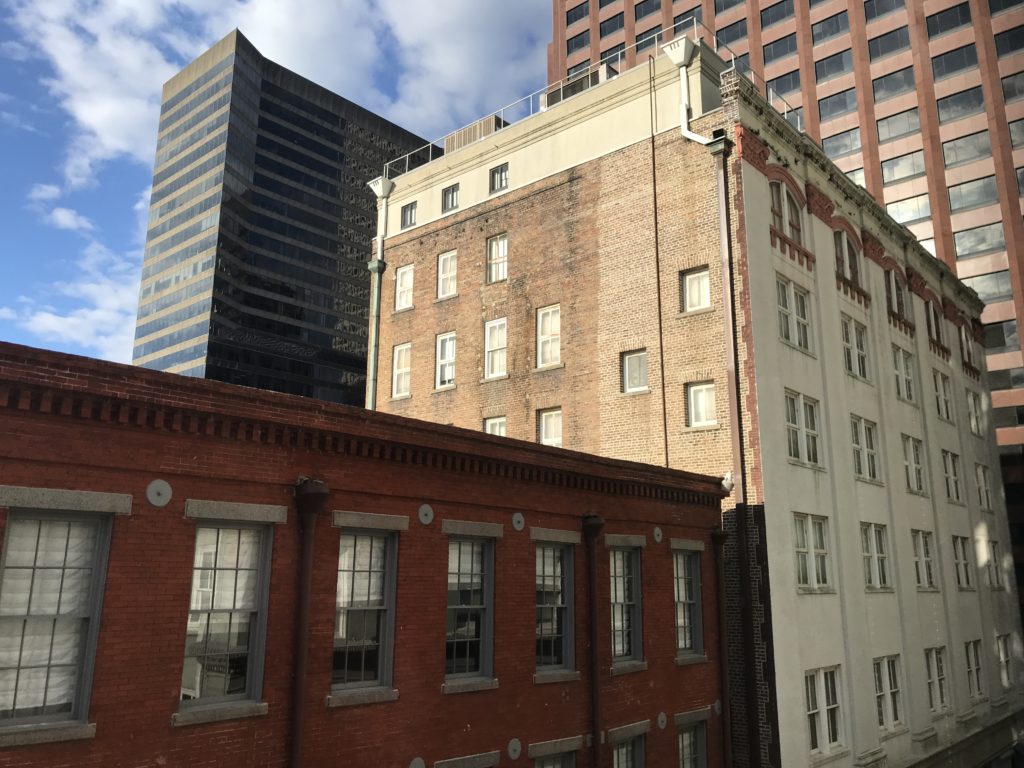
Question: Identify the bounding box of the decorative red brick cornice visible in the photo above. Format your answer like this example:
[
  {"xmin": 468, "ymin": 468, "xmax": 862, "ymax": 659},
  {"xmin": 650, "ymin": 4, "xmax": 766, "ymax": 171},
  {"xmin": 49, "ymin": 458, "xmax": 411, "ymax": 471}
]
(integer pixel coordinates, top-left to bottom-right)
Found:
[
  {"xmin": 929, "ymin": 339, "xmax": 951, "ymax": 361},
  {"xmin": 861, "ymin": 230, "xmax": 886, "ymax": 266},
  {"xmin": 905, "ymin": 267, "xmax": 929, "ymax": 300},
  {"xmin": 805, "ymin": 182, "xmax": 835, "ymax": 224},
  {"xmin": 972, "ymin": 319, "xmax": 984, "ymax": 341},
  {"xmin": 736, "ymin": 124, "xmax": 771, "ymax": 173},
  {"xmin": 963, "ymin": 362, "xmax": 981, "ymax": 380},
  {"xmin": 941, "ymin": 296, "xmax": 964, "ymax": 325},
  {"xmin": 888, "ymin": 312, "xmax": 916, "ymax": 337},
  {"xmin": 770, "ymin": 228, "xmax": 815, "ymax": 271}
]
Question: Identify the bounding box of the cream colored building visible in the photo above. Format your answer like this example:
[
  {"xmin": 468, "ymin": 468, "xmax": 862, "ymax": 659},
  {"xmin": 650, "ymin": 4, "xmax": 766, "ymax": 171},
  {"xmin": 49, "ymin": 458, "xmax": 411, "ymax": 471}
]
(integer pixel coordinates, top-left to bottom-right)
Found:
[{"xmin": 367, "ymin": 39, "xmax": 1024, "ymax": 768}]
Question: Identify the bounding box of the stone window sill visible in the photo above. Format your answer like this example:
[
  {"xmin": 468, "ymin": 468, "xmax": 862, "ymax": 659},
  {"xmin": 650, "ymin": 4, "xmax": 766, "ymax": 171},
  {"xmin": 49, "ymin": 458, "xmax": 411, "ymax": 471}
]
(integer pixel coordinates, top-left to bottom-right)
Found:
[
  {"xmin": 675, "ymin": 653, "xmax": 708, "ymax": 667},
  {"xmin": 678, "ymin": 307, "xmax": 714, "ymax": 319},
  {"xmin": 434, "ymin": 294, "xmax": 459, "ymax": 304},
  {"xmin": 390, "ymin": 394, "xmax": 411, "ymax": 402},
  {"xmin": 854, "ymin": 476, "xmax": 885, "ymax": 488},
  {"xmin": 171, "ymin": 700, "xmax": 268, "ymax": 727},
  {"xmin": 393, "ymin": 306, "xmax": 414, "ymax": 315},
  {"xmin": 810, "ymin": 747, "xmax": 850, "ymax": 767},
  {"xmin": 917, "ymin": 586, "xmax": 941, "ymax": 593},
  {"xmin": 326, "ymin": 687, "xmax": 399, "ymax": 708},
  {"xmin": 533, "ymin": 669, "xmax": 581, "ymax": 685},
  {"xmin": 481, "ymin": 373, "xmax": 509, "ymax": 383},
  {"xmin": 0, "ymin": 721, "xmax": 96, "ymax": 748},
  {"xmin": 533, "ymin": 362, "xmax": 565, "ymax": 373},
  {"xmin": 879, "ymin": 725, "xmax": 909, "ymax": 742},
  {"xmin": 442, "ymin": 677, "xmax": 499, "ymax": 695},
  {"xmin": 433, "ymin": 384, "xmax": 456, "ymax": 394},
  {"xmin": 620, "ymin": 388, "xmax": 651, "ymax": 396},
  {"xmin": 797, "ymin": 586, "xmax": 836, "ymax": 595},
  {"xmin": 610, "ymin": 659, "xmax": 648, "ymax": 677},
  {"xmin": 866, "ymin": 586, "xmax": 895, "ymax": 594}
]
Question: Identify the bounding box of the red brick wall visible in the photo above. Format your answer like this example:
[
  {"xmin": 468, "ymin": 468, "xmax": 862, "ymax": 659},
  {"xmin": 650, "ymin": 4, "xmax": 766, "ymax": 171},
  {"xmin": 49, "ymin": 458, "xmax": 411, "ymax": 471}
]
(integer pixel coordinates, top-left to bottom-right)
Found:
[{"xmin": 0, "ymin": 344, "xmax": 724, "ymax": 768}]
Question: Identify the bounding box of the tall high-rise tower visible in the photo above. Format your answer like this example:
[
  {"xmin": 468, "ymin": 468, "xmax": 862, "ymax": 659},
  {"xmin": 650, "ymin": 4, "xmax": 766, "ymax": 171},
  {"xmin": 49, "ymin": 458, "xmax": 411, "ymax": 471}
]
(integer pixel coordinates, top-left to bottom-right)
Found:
[{"xmin": 133, "ymin": 30, "xmax": 425, "ymax": 404}]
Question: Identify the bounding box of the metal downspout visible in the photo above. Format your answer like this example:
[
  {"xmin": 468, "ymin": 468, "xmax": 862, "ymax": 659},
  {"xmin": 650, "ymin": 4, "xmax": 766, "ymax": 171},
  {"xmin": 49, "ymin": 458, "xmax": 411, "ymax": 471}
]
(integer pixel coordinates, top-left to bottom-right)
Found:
[
  {"xmin": 711, "ymin": 526, "xmax": 734, "ymax": 767},
  {"xmin": 290, "ymin": 477, "xmax": 330, "ymax": 768},
  {"xmin": 647, "ymin": 57, "xmax": 670, "ymax": 467},
  {"xmin": 582, "ymin": 514, "xmax": 605, "ymax": 767},
  {"xmin": 366, "ymin": 176, "xmax": 395, "ymax": 410}
]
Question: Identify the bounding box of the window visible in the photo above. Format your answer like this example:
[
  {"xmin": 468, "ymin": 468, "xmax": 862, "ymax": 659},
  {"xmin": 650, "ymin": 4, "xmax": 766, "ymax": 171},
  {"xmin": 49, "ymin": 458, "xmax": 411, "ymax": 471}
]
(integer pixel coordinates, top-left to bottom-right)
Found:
[
  {"xmin": 392, "ymin": 343, "xmax": 411, "ymax": 398},
  {"xmin": 1004, "ymin": 71, "xmax": 1024, "ymax": 101},
  {"xmin": 681, "ymin": 267, "xmax": 711, "ymax": 311},
  {"xmin": 0, "ymin": 515, "xmax": 110, "ymax": 724},
  {"xmin": 567, "ymin": 29, "xmax": 590, "ymax": 56},
  {"xmin": 761, "ymin": 0, "xmax": 794, "ymax": 28},
  {"xmin": 679, "ymin": 723, "xmax": 706, "ymax": 768},
  {"xmin": 674, "ymin": 7, "xmax": 702, "ymax": 34},
  {"xmin": 925, "ymin": 648, "xmax": 948, "ymax": 710},
  {"xmin": 815, "ymin": 49, "xmax": 853, "ymax": 82},
  {"xmin": 674, "ymin": 548, "xmax": 703, "ymax": 653},
  {"xmin": 609, "ymin": 548, "xmax": 642, "ymax": 662},
  {"xmin": 812, "ymin": 12, "xmax": 848, "ymax": 44},
  {"xmin": 892, "ymin": 346, "xmax": 914, "ymax": 401},
  {"xmin": 955, "ymin": 222, "xmax": 1004, "ymax": 259},
  {"xmin": 965, "ymin": 639, "xmax": 983, "ymax": 697},
  {"xmin": 437, "ymin": 250, "xmax": 457, "ymax": 298},
  {"xmin": 911, "ymin": 531, "xmax": 936, "ymax": 588},
  {"xmin": 767, "ymin": 69, "xmax": 800, "ymax": 97},
  {"xmin": 984, "ymin": 318, "xmax": 1019, "ymax": 352},
  {"xmin": 876, "ymin": 108, "xmax": 920, "ymax": 143},
  {"xmin": 862, "ymin": 523, "xmax": 890, "ymax": 588},
  {"xmin": 567, "ymin": 0, "xmax": 589, "ymax": 26},
  {"xmin": 881, "ymin": 150, "xmax": 925, "ymax": 185},
  {"xmin": 989, "ymin": 367, "xmax": 1024, "ymax": 390},
  {"xmin": 873, "ymin": 67, "xmax": 915, "ymax": 102},
  {"xmin": 847, "ymin": 168, "xmax": 865, "ymax": 186},
  {"xmin": 934, "ymin": 371, "xmax": 952, "ymax": 421},
  {"xmin": 992, "ymin": 0, "xmax": 1024, "ymax": 12},
  {"xmin": 539, "ymin": 408, "xmax": 563, "ymax": 447},
  {"xmin": 794, "ymin": 513, "xmax": 831, "ymax": 589},
  {"xmin": 785, "ymin": 391, "xmax": 820, "ymax": 465},
  {"xmin": 899, "ymin": 435, "xmax": 924, "ymax": 493},
  {"xmin": 435, "ymin": 332, "xmax": 456, "ymax": 388},
  {"xmin": 996, "ymin": 25, "xmax": 1024, "ymax": 57},
  {"xmin": 967, "ymin": 391, "xmax": 984, "ymax": 435},
  {"xmin": 536, "ymin": 542, "xmax": 574, "ymax": 670},
  {"xmin": 489, "ymin": 163, "xmax": 508, "ymax": 193},
  {"xmin": 865, "ymin": 0, "xmax": 904, "ymax": 21},
  {"xmin": 181, "ymin": 524, "xmax": 269, "ymax": 703},
  {"xmin": 869, "ymin": 25, "xmax": 910, "ymax": 60},
  {"xmin": 943, "ymin": 130, "xmax": 991, "ymax": 167},
  {"xmin": 927, "ymin": 2, "xmax": 971, "ymax": 37},
  {"xmin": 537, "ymin": 753, "xmax": 577, "ymax": 768},
  {"xmin": 484, "ymin": 318, "xmax": 507, "ymax": 379},
  {"xmin": 486, "ymin": 234, "xmax": 508, "ymax": 283},
  {"xmin": 976, "ymin": 464, "xmax": 992, "ymax": 510},
  {"xmin": 834, "ymin": 231, "xmax": 861, "ymax": 287},
  {"xmin": 822, "ymin": 127, "xmax": 860, "ymax": 159},
  {"xmin": 998, "ymin": 634, "xmax": 1012, "ymax": 689},
  {"xmin": 953, "ymin": 536, "xmax": 973, "ymax": 588},
  {"xmin": 925, "ymin": 301, "xmax": 946, "ymax": 348},
  {"xmin": 446, "ymin": 538, "xmax": 493, "ymax": 679},
  {"xmin": 394, "ymin": 264, "xmax": 414, "ymax": 311},
  {"xmin": 851, "ymin": 416, "xmax": 880, "ymax": 481},
  {"xmin": 601, "ymin": 12, "xmax": 624, "ymax": 37},
  {"xmin": 601, "ymin": 43, "xmax": 626, "ymax": 65},
  {"xmin": 819, "ymin": 89, "xmax": 857, "ymax": 121},
  {"xmin": 636, "ymin": 26, "xmax": 662, "ymax": 52},
  {"xmin": 937, "ymin": 86, "xmax": 985, "ymax": 124},
  {"xmin": 484, "ymin": 416, "xmax": 506, "ymax": 436},
  {"xmin": 777, "ymin": 277, "xmax": 811, "ymax": 351},
  {"xmin": 841, "ymin": 317, "xmax": 868, "ymax": 378},
  {"xmin": 1012, "ymin": 119, "xmax": 1024, "ymax": 147},
  {"xmin": 942, "ymin": 450, "xmax": 962, "ymax": 501},
  {"xmin": 442, "ymin": 183, "xmax": 459, "ymax": 212},
  {"xmin": 805, "ymin": 667, "xmax": 843, "ymax": 754},
  {"xmin": 988, "ymin": 541, "xmax": 1004, "ymax": 587},
  {"xmin": 687, "ymin": 382, "xmax": 717, "ymax": 427},
  {"xmin": 770, "ymin": 182, "xmax": 803, "ymax": 245},
  {"xmin": 716, "ymin": 19, "xmax": 747, "ymax": 47},
  {"xmin": 885, "ymin": 270, "xmax": 910, "ymax": 320},
  {"xmin": 963, "ymin": 270, "xmax": 1013, "ymax": 303},
  {"xmin": 886, "ymin": 193, "xmax": 931, "ymax": 225},
  {"xmin": 622, "ymin": 350, "xmax": 648, "ymax": 392},
  {"xmin": 873, "ymin": 656, "xmax": 903, "ymax": 729},
  {"xmin": 715, "ymin": 0, "xmax": 743, "ymax": 11},
  {"xmin": 334, "ymin": 531, "xmax": 396, "ymax": 689},
  {"xmin": 763, "ymin": 33, "xmax": 798, "ymax": 65},
  {"xmin": 932, "ymin": 45, "xmax": 978, "ymax": 80},
  {"xmin": 537, "ymin": 305, "xmax": 561, "ymax": 367},
  {"xmin": 613, "ymin": 737, "xmax": 644, "ymax": 768},
  {"xmin": 400, "ymin": 201, "xmax": 416, "ymax": 229},
  {"xmin": 635, "ymin": 0, "xmax": 659, "ymax": 20}
]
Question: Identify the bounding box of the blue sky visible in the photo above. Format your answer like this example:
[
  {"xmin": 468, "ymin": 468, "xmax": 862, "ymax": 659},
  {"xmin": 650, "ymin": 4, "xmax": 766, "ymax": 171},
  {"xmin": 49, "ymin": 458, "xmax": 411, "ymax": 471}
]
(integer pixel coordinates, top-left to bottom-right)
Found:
[{"xmin": 0, "ymin": 0, "xmax": 550, "ymax": 362}]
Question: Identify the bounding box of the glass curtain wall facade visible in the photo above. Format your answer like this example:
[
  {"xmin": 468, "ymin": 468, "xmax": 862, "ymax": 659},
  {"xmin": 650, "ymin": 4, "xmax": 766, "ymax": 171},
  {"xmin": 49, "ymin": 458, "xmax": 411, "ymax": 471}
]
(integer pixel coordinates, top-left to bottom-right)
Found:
[{"xmin": 133, "ymin": 30, "xmax": 424, "ymax": 404}]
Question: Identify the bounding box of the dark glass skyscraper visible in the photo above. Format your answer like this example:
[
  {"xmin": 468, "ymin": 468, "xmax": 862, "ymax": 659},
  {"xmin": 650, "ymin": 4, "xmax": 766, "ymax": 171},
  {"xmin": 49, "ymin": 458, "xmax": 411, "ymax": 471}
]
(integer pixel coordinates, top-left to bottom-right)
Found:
[{"xmin": 133, "ymin": 29, "xmax": 425, "ymax": 404}]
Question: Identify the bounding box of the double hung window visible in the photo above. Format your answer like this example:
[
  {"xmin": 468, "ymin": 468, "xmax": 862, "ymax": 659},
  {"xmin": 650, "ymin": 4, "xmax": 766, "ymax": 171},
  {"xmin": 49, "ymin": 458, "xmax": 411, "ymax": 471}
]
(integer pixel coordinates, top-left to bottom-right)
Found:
[
  {"xmin": 435, "ymin": 332, "xmax": 456, "ymax": 388},
  {"xmin": 445, "ymin": 538, "xmax": 493, "ymax": 680},
  {"xmin": 539, "ymin": 408, "xmax": 563, "ymax": 448},
  {"xmin": 873, "ymin": 656, "xmax": 903, "ymax": 729},
  {"xmin": 537, "ymin": 305, "xmax": 561, "ymax": 367},
  {"xmin": 794, "ymin": 513, "xmax": 830, "ymax": 589},
  {"xmin": 392, "ymin": 343, "xmax": 411, "ymax": 398},
  {"xmin": 437, "ymin": 251, "xmax": 457, "ymax": 299},
  {"xmin": 679, "ymin": 723, "xmax": 706, "ymax": 768},
  {"xmin": 903, "ymin": 435, "xmax": 925, "ymax": 493},
  {"xmin": 681, "ymin": 268, "xmax": 710, "ymax": 312},
  {"xmin": 925, "ymin": 647, "xmax": 948, "ymax": 710},
  {"xmin": 487, "ymin": 234, "xmax": 508, "ymax": 283},
  {"xmin": 484, "ymin": 319, "xmax": 507, "ymax": 379},
  {"xmin": 535, "ymin": 543, "xmax": 574, "ymax": 670},
  {"xmin": 911, "ymin": 530, "xmax": 936, "ymax": 588},
  {"xmin": 489, "ymin": 163, "xmax": 508, "ymax": 193},
  {"xmin": 976, "ymin": 464, "xmax": 992, "ymax": 510},
  {"xmin": 841, "ymin": 316, "xmax": 868, "ymax": 378},
  {"xmin": 400, "ymin": 202, "xmax": 416, "ymax": 229},
  {"xmin": 609, "ymin": 548, "xmax": 642, "ymax": 663},
  {"xmin": 933, "ymin": 371, "xmax": 952, "ymax": 420},
  {"xmin": 442, "ymin": 183, "xmax": 459, "ymax": 212},
  {"xmin": 777, "ymin": 277, "xmax": 811, "ymax": 350},
  {"xmin": 769, "ymin": 182, "xmax": 803, "ymax": 245},
  {"xmin": 785, "ymin": 391, "xmax": 820, "ymax": 465},
  {"xmin": 687, "ymin": 382, "xmax": 716, "ymax": 427},
  {"xmin": 394, "ymin": 265, "xmax": 414, "ymax": 311},
  {"xmin": 942, "ymin": 450, "xmax": 962, "ymax": 501},
  {"xmin": 673, "ymin": 547, "xmax": 703, "ymax": 654},
  {"xmin": 851, "ymin": 417, "xmax": 880, "ymax": 481},
  {"xmin": 953, "ymin": 536, "xmax": 973, "ymax": 588},
  {"xmin": 805, "ymin": 667, "xmax": 843, "ymax": 754},
  {"xmin": 998, "ymin": 634, "xmax": 1012, "ymax": 689},
  {"xmin": 861, "ymin": 523, "xmax": 890, "ymax": 588},
  {"xmin": 988, "ymin": 541, "xmax": 1004, "ymax": 587},
  {"xmin": 834, "ymin": 232, "xmax": 861, "ymax": 287},
  {"xmin": 892, "ymin": 346, "xmax": 914, "ymax": 401},
  {"xmin": 965, "ymin": 640, "xmax": 983, "ymax": 697},
  {"xmin": 967, "ymin": 392, "xmax": 983, "ymax": 435},
  {"xmin": 622, "ymin": 350, "xmax": 648, "ymax": 393}
]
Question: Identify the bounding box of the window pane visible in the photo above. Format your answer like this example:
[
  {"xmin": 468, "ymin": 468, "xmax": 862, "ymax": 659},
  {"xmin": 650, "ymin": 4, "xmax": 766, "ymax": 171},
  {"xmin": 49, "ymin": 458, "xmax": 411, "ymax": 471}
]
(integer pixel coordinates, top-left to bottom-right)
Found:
[
  {"xmin": 937, "ymin": 86, "xmax": 985, "ymax": 124},
  {"xmin": 873, "ymin": 67, "xmax": 915, "ymax": 102},
  {"xmin": 812, "ymin": 12, "xmax": 848, "ymax": 44},
  {"xmin": 869, "ymin": 26, "xmax": 910, "ymax": 60},
  {"xmin": 877, "ymin": 108, "xmax": 920, "ymax": 142}
]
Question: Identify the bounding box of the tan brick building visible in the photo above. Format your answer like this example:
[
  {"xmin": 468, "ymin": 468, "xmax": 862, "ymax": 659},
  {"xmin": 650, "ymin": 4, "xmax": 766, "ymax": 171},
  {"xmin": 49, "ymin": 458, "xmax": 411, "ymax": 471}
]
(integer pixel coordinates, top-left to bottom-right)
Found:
[{"xmin": 368, "ymin": 40, "xmax": 1024, "ymax": 768}]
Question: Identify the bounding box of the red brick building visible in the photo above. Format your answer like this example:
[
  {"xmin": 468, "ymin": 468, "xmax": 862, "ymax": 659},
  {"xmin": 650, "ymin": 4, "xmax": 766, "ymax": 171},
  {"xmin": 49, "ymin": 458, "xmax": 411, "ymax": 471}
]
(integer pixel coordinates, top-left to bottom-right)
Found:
[{"xmin": 0, "ymin": 341, "xmax": 726, "ymax": 768}]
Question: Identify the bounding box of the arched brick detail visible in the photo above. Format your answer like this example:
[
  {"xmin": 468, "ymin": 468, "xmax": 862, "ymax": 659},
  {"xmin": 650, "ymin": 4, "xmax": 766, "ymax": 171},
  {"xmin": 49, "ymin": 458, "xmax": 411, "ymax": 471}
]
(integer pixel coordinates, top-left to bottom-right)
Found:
[
  {"xmin": 765, "ymin": 164, "xmax": 807, "ymax": 208},
  {"xmin": 861, "ymin": 230, "xmax": 886, "ymax": 266},
  {"xmin": 736, "ymin": 124, "xmax": 771, "ymax": 173},
  {"xmin": 905, "ymin": 267, "xmax": 942, "ymax": 306},
  {"xmin": 942, "ymin": 296, "xmax": 966, "ymax": 326},
  {"xmin": 830, "ymin": 215, "xmax": 862, "ymax": 251}
]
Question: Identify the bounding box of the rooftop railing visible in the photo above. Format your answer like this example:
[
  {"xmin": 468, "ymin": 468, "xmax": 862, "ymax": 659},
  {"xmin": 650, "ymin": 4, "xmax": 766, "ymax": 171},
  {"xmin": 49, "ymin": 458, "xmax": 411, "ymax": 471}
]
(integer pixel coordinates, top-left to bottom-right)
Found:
[{"xmin": 382, "ymin": 18, "xmax": 803, "ymax": 181}]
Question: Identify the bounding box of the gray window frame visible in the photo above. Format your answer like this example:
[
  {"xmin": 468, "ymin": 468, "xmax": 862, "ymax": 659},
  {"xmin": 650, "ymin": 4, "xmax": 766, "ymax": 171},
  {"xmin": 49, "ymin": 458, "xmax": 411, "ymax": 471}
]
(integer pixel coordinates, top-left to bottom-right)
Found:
[
  {"xmin": 678, "ymin": 718, "xmax": 708, "ymax": 768},
  {"xmin": 609, "ymin": 545, "xmax": 643, "ymax": 665},
  {"xmin": 444, "ymin": 534, "xmax": 496, "ymax": 683},
  {"xmin": 534, "ymin": 540, "xmax": 576, "ymax": 672},
  {"xmin": 400, "ymin": 201, "xmax": 416, "ymax": 229},
  {"xmin": 672, "ymin": 542, "xmax": 704, "ymax": 658},
  {"xmin": 873, "ymin": 67, "xmax": 915, "ymax": 102},
  {"xmin": 937, "ymin": 86, "xmax": 985, "ymax": 124},
  {"xmin": 332, "ymin": 527, "xmax": 399, "ymax": 693},
  {"xmin": 868, "ymin": 25, "xmax": 910, "ymax": 60},
  {"xmin": 876, "ymin": 108, "xmax": 920, "ymax": 143},
  {"xmin": 0, "ymin": 510, "xmax": 113, "ymax": 730},
  {"xmin": 442, "ymin": 183, "xmax": 460, "ymax": 213},
  {"xmin": 812, "ymin": 11, "xmax": 848, "ymax": 44},
  {"xmin": 179, "ymin": 520, "xmax": 273, "ymax": 710},
  {"xmin": 611, "ymin": 734, "xmax": 645, "ymax": 767},
  {"xmin": 489, "ymin": 163, "xmax": 509, "ymax": 194},
  {"xmin": 815, "ymin": 49, "xmax": 853, "ymax": 83}
]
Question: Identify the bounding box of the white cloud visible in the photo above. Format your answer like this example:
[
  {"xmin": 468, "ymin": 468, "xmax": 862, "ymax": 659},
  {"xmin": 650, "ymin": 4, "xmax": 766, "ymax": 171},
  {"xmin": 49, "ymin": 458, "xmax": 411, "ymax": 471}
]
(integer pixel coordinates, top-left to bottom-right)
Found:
[
  {"xmin": 46, "ymin": 207, "xmax": 95, "ymax": 233},
  {"xmin": 0, "ymin": 110, "xmax": 40, "ymax": 133},
  {"xmin": 28, "ymin": 183, "xmax": 61, "ymax": 202},
  {"xmin": 0, "ymin": 308, "xmax": 16, "ymax": 321},
  {"xmin": 0, "ymin": 40, "xmax": 33, "ymax": 61}
]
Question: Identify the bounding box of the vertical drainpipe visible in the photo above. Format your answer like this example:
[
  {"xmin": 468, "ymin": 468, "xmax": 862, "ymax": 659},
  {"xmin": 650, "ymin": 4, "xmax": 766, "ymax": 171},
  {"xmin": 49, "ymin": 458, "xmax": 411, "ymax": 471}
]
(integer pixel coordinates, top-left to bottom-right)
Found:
[
  {"xmin": 711, "ymin": 526, "xmax": 734, "ymax": 768},
  {"xmin": 366, "ymin": 176, "xmax": 395, "ymax": 410},
  {"xmin": 709, "ymin": 135, "xmax": 762, "ymax": 767},
  {"xmin": 582, "ymin": 514, "xmax": 605, "ymax": 768},
  {"xmin": 291, "ymin": 477, "xmax": 330, "ymax": 768}
]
